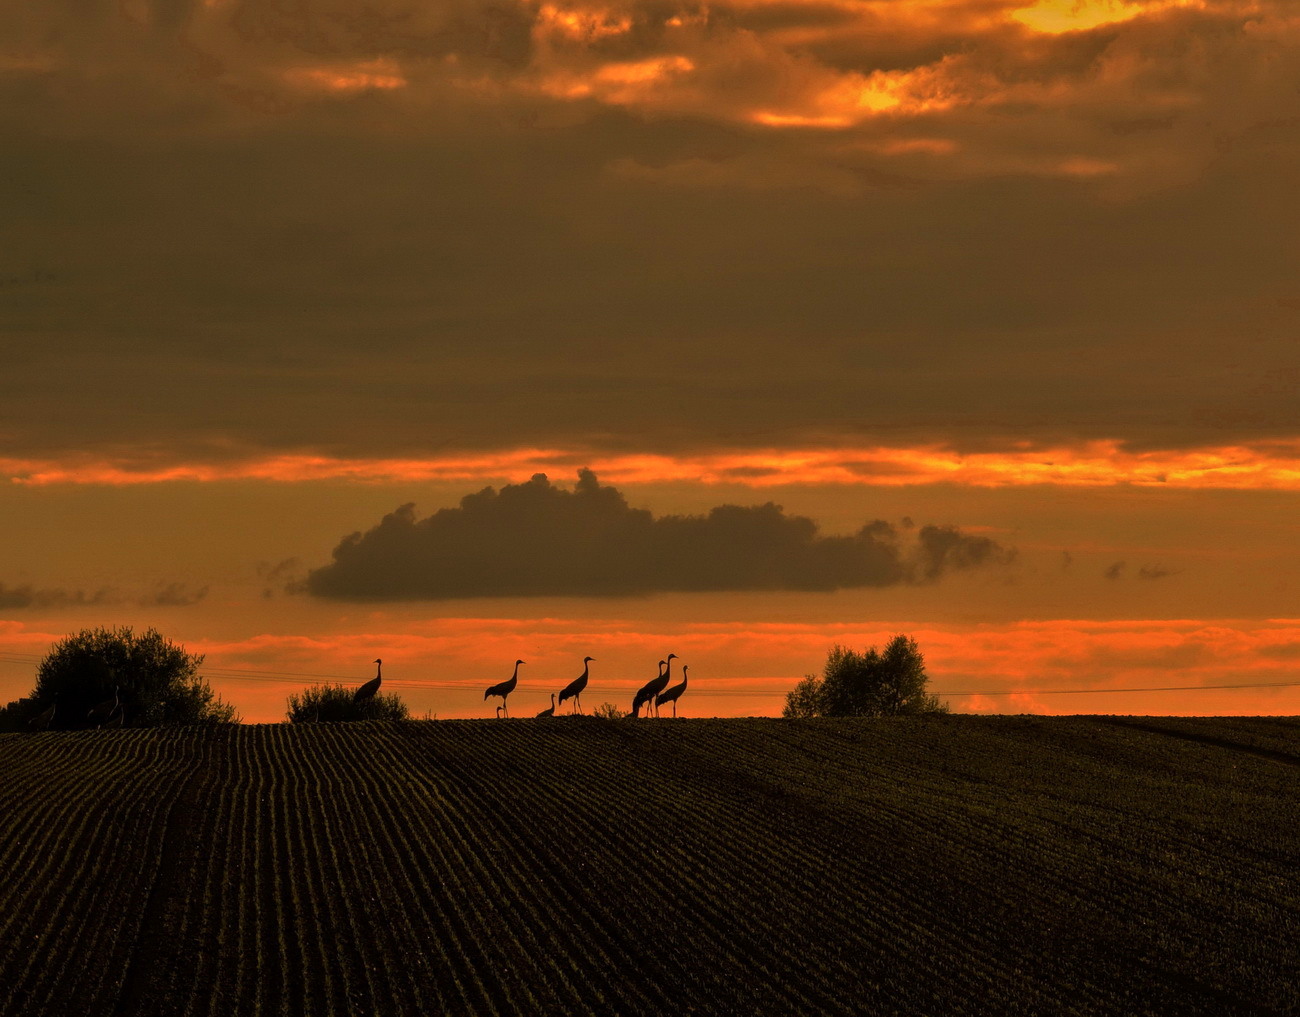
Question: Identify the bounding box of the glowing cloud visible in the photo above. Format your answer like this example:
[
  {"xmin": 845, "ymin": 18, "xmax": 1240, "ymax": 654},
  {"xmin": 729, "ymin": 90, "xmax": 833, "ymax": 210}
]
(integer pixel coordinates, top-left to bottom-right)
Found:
[
  {"xmin": 283, "ymin": 59, "xmax": 407, "ymax": 94},
  {"xmin": 7, "ymin": 440, "xmax": 1300, "ymax": 489},
  {"xmin": 1011, "ymin": 0, "xmax": 1205, "ymax": 35}
]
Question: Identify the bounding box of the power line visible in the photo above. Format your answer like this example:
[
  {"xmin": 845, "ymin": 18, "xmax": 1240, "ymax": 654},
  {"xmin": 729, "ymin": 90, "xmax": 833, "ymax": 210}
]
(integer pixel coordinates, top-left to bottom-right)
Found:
[{"xmin": 933, "ymin": 680, "xmax": 1300, "ymax": 695}]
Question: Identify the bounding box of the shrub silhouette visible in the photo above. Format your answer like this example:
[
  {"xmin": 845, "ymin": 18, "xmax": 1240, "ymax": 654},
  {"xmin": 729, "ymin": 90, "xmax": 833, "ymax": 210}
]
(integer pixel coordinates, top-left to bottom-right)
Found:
[
  {"xmin": 286, "ymin": 683, "xmax": 410, "ymax": 723},
  {"xmin": 30, "ymin": 626, "xmax": 238, "ymax": 728},
  {"xmin": 784, "ymin": 636, "xmax": 948, "ymax": 718}
]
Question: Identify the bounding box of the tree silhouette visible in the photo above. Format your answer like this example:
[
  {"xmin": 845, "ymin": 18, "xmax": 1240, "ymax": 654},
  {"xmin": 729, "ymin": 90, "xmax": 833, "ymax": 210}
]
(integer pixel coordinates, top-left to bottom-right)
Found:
[
  {"xmin": 31, "ymin": 626, "xmax": 238, "ymax": 728},
  {"xmin": 784, "ymin": 636, "xmax": 947, "ymax": 718}
]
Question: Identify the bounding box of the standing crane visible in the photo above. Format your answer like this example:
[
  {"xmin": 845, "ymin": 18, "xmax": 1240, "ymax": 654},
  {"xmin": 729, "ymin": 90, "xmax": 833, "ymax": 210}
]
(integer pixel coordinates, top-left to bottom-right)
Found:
[
  {"xmin": 656, "ymin": 664, "xmax": 689, "ymax": 718},
  {"xmin": 27, "ymin": 696, "xmax": 56, "ymax": 732},
  {"xmin": 557, "ymin": 657, "xmax": 594, "ymax": 714},
  {"xmin": 633, "ymin": 660, "xmax": 666, "ymax": 718},
  {"xmin": 87, "ymin": 686, "xmax": 119, "ymax": 724},
  {"xmin": 644, "ymin": 653, "xmax": 676, "ymax": 716},
  {"xmin": 536, "ymin": 693, "xmax": 557, "ymax": 718},
  {"xmin": 485, "ymin": 659, "xmax": 525, "ymax": 717},
  {"xmin": 355, "ymin": 659, "xmax": 383, "ymax": 702}
]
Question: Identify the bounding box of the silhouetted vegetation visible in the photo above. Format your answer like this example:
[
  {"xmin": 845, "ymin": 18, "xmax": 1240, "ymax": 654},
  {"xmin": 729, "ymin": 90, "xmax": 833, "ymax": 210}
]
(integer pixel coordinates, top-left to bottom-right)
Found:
[
  {"xmin": 0, "ymin": 697, "xmax": 41, "ymax": 733},
  {"xmin": 784, "ymin": 635, "xmax": 948, "ymax": 718},
  {"xmin": 285, "ymin": 683, "xmax": 410, "ymax": 723},
  {"xmin": 591, "ymin": 701, "xmax": 626, "ymax": 719},
  {"xmin": 27, "ymin": 626, "xmax": 238, "ymax": 728}
]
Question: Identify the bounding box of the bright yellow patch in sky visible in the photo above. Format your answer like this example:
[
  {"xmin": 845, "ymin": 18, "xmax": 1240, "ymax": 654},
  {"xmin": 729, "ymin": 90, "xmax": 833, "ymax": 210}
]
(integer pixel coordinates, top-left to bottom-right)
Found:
[
  {"xmin": 1010, "ymin": 0, "xmax": 1203, "ymax": 34},
  {"xmin": 537, "ymin": 3, "xmax": 633, "ymax": 41}
]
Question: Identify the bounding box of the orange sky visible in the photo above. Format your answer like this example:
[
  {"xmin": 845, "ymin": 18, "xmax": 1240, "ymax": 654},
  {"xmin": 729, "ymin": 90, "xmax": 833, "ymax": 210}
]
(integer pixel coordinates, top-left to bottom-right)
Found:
[{"xmin": 3, "ymin": 0, "xmax": 1299, "ymax": 721}]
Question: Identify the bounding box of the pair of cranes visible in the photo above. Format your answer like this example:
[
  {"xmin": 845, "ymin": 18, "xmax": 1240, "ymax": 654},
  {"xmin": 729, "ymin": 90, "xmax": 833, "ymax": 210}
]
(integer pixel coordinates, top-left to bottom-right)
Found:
[
  {"xmin": 632, "ymin": 653, "xmax": 689, "ymax": 718},
  {"xmin": 485, "ymin": 657, "xmax": 594, "ymax": 718},
  {"xmin": 27, "ymin": 687, "xmax": 124, "ymax": 731}
]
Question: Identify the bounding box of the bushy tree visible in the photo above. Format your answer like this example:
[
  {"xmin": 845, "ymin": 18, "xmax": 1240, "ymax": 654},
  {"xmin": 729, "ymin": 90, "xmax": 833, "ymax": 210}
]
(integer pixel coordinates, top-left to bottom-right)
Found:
[
  {"xmin": 783, "ymin": 636, "xmax": 947, "ymax": 718},
  {"xmin": 286, "ymin": 683, "xmax": 410, "ymax": 723},
  {"xmin": 30, "ymin": 626, "xmax": 239, "ymax": 728}
]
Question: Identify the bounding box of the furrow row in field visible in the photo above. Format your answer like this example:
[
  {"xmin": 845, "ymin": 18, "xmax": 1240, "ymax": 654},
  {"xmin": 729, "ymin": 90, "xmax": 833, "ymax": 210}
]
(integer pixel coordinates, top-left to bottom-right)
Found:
[
  {"xmin": 650, "ymin": 721, "xmax": 1153, "ymax": 1013},
  {"xmin": 310, "ymin": 724, "xmax": 452, "ymax": 1014},
  {"xmin": 280, "ymin": 724, "xmax": 464, "ymax": 1015},
  {"xmin": 699, "ymin": 720, "xmax": 1285, "ymax": 1011},
  {"xmin": 431, "ymin": 721, "xmax": 895, "ymax": 1015},
  {"xmin": 574, "ymin": 723, "xmax": 977, "ymax": 1009},
  {"xmin": 699, "ymin": 720, "xmax": 1297, "ymax": 1014},
  {"xmin": 363, "ymin": 725, "xmax": 593, "ymax": 1014},
  {"xmin": 264, "ymin": 727, "xmax": 335, "ymax": 1016},
  {"xmin": 355, "ymin": 723, "xmax": 609, "ymax": 1015},
  {"xmin": 2, "ymin": 732, "xmax": 193, "ymax": 1017},
  {"xmin": 414, "ymin": 721, "xmax": 768, "ymax": 1013}
]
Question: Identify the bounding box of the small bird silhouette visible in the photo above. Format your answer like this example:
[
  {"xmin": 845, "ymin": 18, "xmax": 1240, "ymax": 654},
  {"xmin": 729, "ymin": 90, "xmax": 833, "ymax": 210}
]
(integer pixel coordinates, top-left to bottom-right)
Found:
[
  {"xmin": 354, "ymin": 659, "xmax": 382, "ymax": 702},
  {"xmin": 558, "ymin": 657, "xmax": 594, "ymax": 714},
  {"xmin": 484, "ymin": 660, "xmax": 525, "ymax": 717},
  {"xmin": 536, "ymin": 693, "xmax": 557, "ymax": 718}
]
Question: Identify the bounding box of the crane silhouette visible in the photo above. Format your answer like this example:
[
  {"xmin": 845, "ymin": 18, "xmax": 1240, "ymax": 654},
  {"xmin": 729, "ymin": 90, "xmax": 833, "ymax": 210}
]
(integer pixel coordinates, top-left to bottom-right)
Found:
[
  {"xmin": 656, "ymin": 664, "xmax": 688, "ymax": 718},
  {"xmin": 485, "ymin": 659, "xmax": 525, "ymax": 717},
  {"xmin": 87, "ymin": 686, "xmax": 119, "ymax": 723},
  {"xmin": 496, "ymin": 705, "xmax": 505, "ymax": 719},
  {"xmin": 558, "ymin": 656, "xmax": 594, "ymax": 714},
  {"xmin": 354, "ymin": 659, "xmax": 383, "ymax": 702},
  {"xmin": 633, "ymin": 660, "xmax": 666, "ymax": 718},
  {"xmin": 536, "ymin": 693, "xmax": 557, "ymax": 718},
  {"xmin": 27, "ymin": 696, "xmax": 56, "ymax": 732},
  {"xmin": 645, "ymin": 653, "xmax": 676, "ymax": 716}
]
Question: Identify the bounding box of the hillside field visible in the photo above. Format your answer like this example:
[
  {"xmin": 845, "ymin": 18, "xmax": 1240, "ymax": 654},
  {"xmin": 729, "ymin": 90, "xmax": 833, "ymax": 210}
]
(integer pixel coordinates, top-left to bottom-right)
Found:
[{"xmin": 1, "ymin": 715, "xmax": 1297, "ymax": 1016}]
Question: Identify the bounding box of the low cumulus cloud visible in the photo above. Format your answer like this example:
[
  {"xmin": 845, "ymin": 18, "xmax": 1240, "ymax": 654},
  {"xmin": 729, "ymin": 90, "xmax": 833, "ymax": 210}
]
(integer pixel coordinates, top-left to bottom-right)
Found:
[
  {"xmin": 141, "ymin": 582, "xmax": 210, "ymax": 606},
  {"xmin": 0, "ymin": 580, "xmax": 208, "ymax": 610},
  {"xmin": 1104, "ymin": 560, "xmax": 1180, "ymax": 581},
  {"xmin": 303, "ymin": 470, "xmax": 1012, "ymax": 600},
  {"xmin": 0, "ymin": 582, "xmax": 113, "ymax": 610}
]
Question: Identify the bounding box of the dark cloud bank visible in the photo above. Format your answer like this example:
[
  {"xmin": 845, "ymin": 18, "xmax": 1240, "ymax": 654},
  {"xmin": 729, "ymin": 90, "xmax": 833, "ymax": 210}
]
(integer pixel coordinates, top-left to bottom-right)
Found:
[{"xmin": 304, "ymin": 470, "xmax": 1012, "ymax": 600}]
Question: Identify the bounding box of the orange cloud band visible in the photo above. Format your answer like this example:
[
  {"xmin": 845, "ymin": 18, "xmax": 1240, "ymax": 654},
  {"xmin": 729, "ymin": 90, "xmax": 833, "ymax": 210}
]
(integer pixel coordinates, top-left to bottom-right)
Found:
[{"xmin": 6, "ymin": 440, "xmax": 1300, "ymax": 489}]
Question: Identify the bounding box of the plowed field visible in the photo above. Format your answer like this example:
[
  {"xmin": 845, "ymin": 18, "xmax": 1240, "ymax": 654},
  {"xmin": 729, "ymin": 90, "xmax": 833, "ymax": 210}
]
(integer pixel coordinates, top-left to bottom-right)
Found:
[{"xmin": 2, "ymin": 715, "xmax": 1297, "ymax": 1016}]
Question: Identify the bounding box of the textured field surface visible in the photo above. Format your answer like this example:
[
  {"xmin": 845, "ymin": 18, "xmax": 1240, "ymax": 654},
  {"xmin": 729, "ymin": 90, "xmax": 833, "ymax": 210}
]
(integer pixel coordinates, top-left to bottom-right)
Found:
[{"xmin": 1, "ymin": 716, "xmax": 1298, "ymax": 1016}]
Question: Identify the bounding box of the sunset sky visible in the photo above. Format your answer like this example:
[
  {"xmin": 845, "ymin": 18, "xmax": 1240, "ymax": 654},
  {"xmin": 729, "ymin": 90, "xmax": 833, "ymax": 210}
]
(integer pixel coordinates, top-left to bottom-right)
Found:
[{"xmin": 3, "ymin": 0, "xmax": 1300, "ymax": 721}]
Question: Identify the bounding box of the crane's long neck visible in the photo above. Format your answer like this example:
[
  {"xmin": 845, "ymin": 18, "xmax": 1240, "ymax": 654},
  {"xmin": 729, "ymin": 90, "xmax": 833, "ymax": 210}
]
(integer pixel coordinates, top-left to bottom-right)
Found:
[
  {"xmin": 511, "ymin": 661, "xmax": 521, "ymax": 682},
  {"xmin": 375, "ymin": 661, "xmax": 382, "ymax": 680}
]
